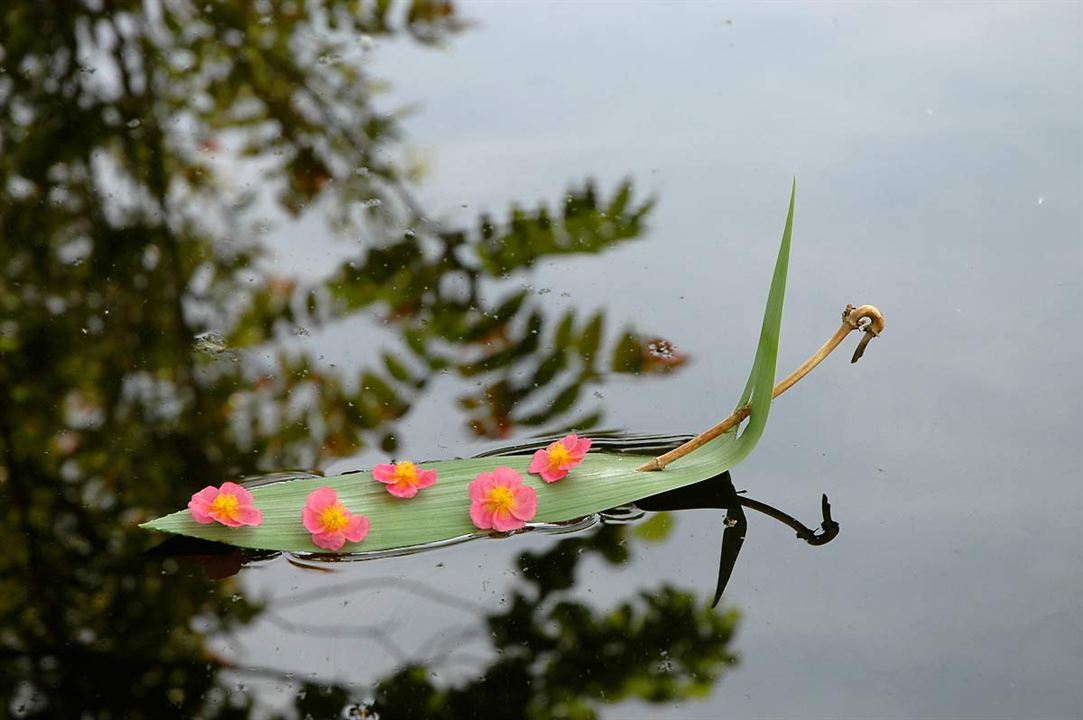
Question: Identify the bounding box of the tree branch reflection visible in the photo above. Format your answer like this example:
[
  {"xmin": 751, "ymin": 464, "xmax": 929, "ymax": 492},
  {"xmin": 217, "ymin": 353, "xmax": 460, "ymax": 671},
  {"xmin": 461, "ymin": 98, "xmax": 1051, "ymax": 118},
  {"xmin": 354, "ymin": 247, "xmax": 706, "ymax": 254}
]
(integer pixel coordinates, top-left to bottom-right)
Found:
[{"xmin": 0, "ymin": 1, "xmax": 697, "ymax": 715}]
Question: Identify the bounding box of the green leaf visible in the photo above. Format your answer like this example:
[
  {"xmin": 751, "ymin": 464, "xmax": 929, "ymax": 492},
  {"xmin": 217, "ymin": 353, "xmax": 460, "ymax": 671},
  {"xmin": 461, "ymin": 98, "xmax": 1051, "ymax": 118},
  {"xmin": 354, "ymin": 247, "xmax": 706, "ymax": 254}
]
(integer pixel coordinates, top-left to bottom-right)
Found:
[{"xmin": 142, "ymin": 185, "xmax": 796, "ymax": 553}]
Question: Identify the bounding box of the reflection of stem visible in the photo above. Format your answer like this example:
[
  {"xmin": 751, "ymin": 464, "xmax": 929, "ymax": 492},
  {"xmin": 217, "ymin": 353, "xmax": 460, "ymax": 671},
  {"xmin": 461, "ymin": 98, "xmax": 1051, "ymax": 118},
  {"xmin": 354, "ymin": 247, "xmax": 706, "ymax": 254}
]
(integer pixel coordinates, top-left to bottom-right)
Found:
[
  {"xmin": 636, "ymin": 304, "xmax": 885, "ymax": 472},
  {"xmin": 265, "ymin": 611, "xmax": 409, "ymax": 663},
  {"xmin": 740, "ymin": 493, "xmax": 839, "ymax": 546},
  {"xmin": 275, "ymin": 575, "xmax": 488, "ymax": 615}
]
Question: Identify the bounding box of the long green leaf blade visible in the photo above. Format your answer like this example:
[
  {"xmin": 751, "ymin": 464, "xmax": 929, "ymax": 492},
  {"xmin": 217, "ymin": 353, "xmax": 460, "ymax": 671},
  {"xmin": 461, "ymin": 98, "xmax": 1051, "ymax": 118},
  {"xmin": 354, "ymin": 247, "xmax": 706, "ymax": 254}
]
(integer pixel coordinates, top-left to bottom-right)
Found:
[{"xmin": 142, "ymin": 185, "xmax": 796, "ymax": 553}]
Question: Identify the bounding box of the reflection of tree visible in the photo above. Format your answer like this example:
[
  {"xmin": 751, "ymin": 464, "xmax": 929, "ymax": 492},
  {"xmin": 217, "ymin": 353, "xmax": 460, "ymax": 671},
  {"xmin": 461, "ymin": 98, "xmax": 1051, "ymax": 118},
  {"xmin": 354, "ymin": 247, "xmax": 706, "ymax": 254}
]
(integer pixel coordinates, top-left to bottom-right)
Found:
[
  {"xmin": 367, "ymin": 523, "xmax": 740, "ymax": 720},
  {"xmin": 0, "ymin": 1, "xmax": 699, "ymax": 717}
]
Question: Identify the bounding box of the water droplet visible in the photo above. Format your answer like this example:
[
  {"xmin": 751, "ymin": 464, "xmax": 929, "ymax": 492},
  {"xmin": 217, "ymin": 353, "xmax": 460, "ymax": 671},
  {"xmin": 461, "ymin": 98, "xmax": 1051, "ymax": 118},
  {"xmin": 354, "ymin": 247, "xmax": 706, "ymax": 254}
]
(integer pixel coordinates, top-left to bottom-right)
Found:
[{"xmin": 127, "ymin": 119, "xmax": 141, "ymax": 128}]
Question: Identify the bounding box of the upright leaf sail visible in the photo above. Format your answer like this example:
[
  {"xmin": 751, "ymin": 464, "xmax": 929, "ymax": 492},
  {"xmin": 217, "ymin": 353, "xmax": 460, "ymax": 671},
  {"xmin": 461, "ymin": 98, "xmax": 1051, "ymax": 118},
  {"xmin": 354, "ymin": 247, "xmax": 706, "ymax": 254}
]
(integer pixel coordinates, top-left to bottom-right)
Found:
[{"xmin": 142, "ymin": 185, "xmax": 796, "ymax": 553}]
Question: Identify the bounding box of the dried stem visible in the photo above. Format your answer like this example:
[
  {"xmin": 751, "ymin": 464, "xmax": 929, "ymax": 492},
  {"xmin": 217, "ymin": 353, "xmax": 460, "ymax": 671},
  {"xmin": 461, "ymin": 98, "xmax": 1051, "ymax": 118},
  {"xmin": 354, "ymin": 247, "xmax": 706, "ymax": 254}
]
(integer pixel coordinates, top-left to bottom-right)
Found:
[{"xmin": 636, "ymin": 304, "xmax": 885, "ymax": 472}]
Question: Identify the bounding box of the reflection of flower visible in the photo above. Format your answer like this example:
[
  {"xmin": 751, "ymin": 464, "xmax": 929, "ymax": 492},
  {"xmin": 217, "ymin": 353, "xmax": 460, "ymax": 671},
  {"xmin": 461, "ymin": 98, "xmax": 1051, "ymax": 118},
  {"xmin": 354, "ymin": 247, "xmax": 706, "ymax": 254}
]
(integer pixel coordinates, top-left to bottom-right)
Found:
[
  {"xmin": 468, "ymin": 467, "xmax": 537, "ymax": 532},
  {"xmin": 372, "ymin": 461, "xmax": 437, "ymax": 498},
  {"xmin": 528, "ymin": 434, "xmax": 591, "ymax": 483},
  {"xmin": 302, "ymin": 487, "xmax": 370, "ymax": 551},
  {"xmin": 188, "ymin": 482, "xmax": 262, "ymax": 527}
]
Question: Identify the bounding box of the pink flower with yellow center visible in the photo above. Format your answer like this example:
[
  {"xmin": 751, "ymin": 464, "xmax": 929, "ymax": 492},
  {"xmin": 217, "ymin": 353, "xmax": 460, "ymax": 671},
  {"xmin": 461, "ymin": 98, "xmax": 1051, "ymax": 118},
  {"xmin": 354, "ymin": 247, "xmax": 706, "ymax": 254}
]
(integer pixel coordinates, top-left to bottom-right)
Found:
[
  {"xmin": 301, "ymin": 487, "xmax": 371, "ymax": 551},
  {"xmin": 468, "ymin": 466, "xmax": 538, "ymax": 532},
  {"xmin": 372, "ymin": 460, "xmax": 437, "ymax": 499},
  {"xmin": 188, "ymin": 482, "xmax": 262, "ymax": 528},
  {"xmin": 527, "ymin": 433, "xmax": 592, "ymax": 483}
]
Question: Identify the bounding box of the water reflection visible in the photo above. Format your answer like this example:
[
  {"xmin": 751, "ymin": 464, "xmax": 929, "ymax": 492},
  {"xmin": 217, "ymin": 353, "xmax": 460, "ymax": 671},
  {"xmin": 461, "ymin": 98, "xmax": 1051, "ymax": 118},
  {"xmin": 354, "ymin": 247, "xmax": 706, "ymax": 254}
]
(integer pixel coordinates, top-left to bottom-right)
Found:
[
  {"xmin": 368, "ymin": 521, "xmax": 740, "ymax": 719},
  {"xmin": 0, "ymin": 1, "xmax": 715, "ymax": 716}
]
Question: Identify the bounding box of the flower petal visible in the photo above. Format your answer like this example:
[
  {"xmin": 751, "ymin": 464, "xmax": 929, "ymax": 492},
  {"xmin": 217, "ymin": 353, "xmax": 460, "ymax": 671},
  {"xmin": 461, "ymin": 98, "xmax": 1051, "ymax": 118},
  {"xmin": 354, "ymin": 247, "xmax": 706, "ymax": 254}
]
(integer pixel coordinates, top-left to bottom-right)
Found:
[
  {"xmin": 386, "ymin": 481, "xmax": 418, "ymax": 499},
  {"xmin": 490, "ymin": 507, "xmax": 525, "ymax": 532},
  {"xmin": 302, "ymin": 505, "xmax": 324, "ymax": 533},
  {"xmin": 528, "ymin": 449, "xmax": 549, "ymax": 474},
  {"xmin": 188, "ymin": 502, "xmax": 215, "ymax": 524},
  {"xmin": 188, "ymin": 487, "xmax": 218, "ymax": 523},
  {"xmin": 192, "ymin": 486, "xmax": 220, "ymax": 504},
  {"xmin": 343, "ymin": 515, "xmax": 370, "ymax": 543},
  {"xmin": 372, "ymin": 464, "xmax": 397, "ymax": 484},
  {"xmin": 214, "ymin": 511, "xmax": 244, "ymax": 528},
  {"xmin": 415, "ymin": 469, "xmax": 438, "ymax": 490},
  {"xmin": 511, "ymin": 485, "xmax": 538, "ymax": 521},
  {"xmin": 573, "ymin": 437, "xmax": 592, "ymax": 456},
  {"xmin": 469, "ymin": 473, "xmax": 495, "ymax": 501},
  {"xmin": 540, "ymin": 466, "xmax": 567, "ymax": 483},
  {"xmin": 469, "ymin": 501, "xmax": 494, "ymax": 530},
  {"xmin": 235, "ymin": 506, "xmax": 263, "ymax": 527},
  {"xmin": 305, "ymin": 486, "xmax": 338, "ymax": 513},
  {"xmin": 219, "ymin": 482, "xmax": 253, "ymax": 504},
  {"xmin": 491, "ymin": 466, "xmax": 523, "ymax": 487},
  {"xmin": 311, "ymin": 531, "xmax": 345, "ymax": 551}
]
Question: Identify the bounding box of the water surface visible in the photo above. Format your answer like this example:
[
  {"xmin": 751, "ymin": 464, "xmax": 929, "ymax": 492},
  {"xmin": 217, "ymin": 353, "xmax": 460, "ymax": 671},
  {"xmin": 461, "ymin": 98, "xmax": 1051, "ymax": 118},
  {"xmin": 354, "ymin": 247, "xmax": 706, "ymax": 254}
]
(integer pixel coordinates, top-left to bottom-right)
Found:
[{"xmin": 2, "ymin": 2, "xmax": 1081, "ymax": 718}]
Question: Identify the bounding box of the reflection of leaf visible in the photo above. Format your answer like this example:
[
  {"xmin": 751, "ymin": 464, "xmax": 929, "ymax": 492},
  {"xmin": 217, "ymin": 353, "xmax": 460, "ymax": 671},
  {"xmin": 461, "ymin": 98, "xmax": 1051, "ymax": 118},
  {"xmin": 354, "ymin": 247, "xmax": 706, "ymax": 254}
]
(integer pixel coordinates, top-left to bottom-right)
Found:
[
  {"xmin": 633, "ymin": 512, "xmax": 673, "ymax": 542},
  {"xmin": 144, "ymin": 186, "xmax": 795, "ymax": 553},
  {"xmin": 477, "ymin": 180, "xmax": 652, "ymax": 274}
]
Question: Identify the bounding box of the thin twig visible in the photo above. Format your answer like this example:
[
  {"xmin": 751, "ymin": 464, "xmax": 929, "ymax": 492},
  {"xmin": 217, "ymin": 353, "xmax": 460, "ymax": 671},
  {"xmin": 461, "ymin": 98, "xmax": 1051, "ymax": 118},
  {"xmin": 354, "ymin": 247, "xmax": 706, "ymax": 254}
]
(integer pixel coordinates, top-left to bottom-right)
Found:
[{"xmin": 636, "ymin": 304, "xmax": 885, "ymax": 472}]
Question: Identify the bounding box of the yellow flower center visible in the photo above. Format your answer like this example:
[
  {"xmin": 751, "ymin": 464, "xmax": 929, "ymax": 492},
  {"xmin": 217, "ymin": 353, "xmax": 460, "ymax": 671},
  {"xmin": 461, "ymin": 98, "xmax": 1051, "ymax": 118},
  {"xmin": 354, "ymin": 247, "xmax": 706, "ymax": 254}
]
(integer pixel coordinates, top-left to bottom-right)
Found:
[
  {"xmin": 320, "ymin": 504, "xmax": 349, "ymax": 532},
  {"xmin": 548, "ymin": 443, "xmax": 572, "ymax": 467},
  {"xmin": 394, "ymin": 461, "xmax": 418, "ymax": 484},
  {"xmin": 210, "ymin": 493, "xmax": 240, "ymax": 520},
  {"xmin": 487, "ymin": 485, "xmax": 516, "ymax": 512}
]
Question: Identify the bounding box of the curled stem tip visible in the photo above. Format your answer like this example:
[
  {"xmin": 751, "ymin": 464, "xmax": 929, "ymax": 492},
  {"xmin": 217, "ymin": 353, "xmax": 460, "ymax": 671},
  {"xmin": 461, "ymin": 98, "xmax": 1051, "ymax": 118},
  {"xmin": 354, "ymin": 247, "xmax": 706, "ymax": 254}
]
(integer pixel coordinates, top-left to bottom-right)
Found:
[{"xmin": 636, "ymin": 303, "xmax": 885, "ymax": 472}]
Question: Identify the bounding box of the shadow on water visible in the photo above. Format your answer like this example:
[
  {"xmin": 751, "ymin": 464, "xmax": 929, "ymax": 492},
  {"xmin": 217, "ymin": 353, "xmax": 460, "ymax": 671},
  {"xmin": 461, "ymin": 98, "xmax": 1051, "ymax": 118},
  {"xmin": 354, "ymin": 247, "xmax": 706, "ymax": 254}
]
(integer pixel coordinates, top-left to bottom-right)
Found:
[{"xmin": 0, "ymin": 2, "xmax": 836, "ymax": 717}]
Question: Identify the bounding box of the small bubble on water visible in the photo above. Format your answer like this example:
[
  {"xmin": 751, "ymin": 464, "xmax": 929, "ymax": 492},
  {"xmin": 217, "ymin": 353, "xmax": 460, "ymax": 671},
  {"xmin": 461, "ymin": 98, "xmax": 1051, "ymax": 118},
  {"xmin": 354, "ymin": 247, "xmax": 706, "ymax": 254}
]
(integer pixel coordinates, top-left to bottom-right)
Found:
[{"xmin": 127, "ymin": 119, "xmax": 141, "ymax": 128}]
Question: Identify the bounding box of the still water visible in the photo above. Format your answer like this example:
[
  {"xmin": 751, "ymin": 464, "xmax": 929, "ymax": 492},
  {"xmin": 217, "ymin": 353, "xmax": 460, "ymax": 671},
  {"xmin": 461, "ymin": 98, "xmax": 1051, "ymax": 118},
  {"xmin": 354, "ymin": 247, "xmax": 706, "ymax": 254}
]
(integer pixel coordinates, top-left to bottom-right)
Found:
[{"xmin": 2, "ymin": 2, "xmax": 1080, "ymax": 718}]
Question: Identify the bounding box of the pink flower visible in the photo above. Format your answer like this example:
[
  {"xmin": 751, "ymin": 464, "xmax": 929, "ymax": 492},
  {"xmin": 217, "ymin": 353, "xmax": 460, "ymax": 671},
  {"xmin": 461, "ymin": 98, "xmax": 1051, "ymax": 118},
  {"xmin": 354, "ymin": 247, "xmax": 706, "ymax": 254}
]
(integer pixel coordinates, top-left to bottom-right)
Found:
[
  {"xmin": 527, "ymin": 434, "xmax": 592, "ymax": 483},
  {"xmin": 372, "ymin": 461, "xmax": 437, "ymax": 499},
  {"xmin": 301, "ymin": 487, "xmax": 371, "ymax": 551},
  {"xmin": 468, "ymin": 467, "xmax": 538, "ymax": 532},
  {"xmin": 188, "ymin": 482, "xmax": 263, "ymax": 528}
]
